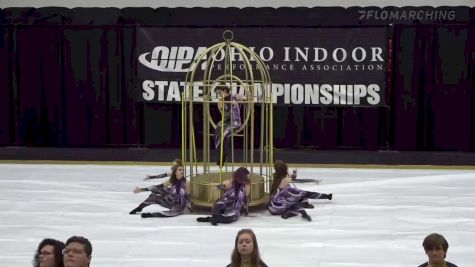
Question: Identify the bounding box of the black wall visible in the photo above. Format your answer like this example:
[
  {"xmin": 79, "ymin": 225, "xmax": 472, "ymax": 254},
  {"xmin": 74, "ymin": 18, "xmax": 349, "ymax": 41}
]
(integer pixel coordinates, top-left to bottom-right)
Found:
[{"xmin": 0, "ymin": 7, "xmax": 474, "ymax": 151}]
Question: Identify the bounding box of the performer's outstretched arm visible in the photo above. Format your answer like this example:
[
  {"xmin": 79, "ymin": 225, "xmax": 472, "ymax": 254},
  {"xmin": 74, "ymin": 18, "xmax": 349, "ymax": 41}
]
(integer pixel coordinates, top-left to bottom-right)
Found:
[
  {"xmin": 144, "ymin": 171, "xmax": 170, "ymax": 180},
  {"xmin": 133, "ymin": 180, "xmax": 170, "ymax": 193}
]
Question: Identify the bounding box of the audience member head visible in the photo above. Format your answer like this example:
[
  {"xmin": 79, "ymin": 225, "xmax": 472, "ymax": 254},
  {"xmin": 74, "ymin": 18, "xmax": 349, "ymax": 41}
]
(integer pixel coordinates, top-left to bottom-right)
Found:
[
  {"xmin": 230, "ymin": 229, "xmax": 264, "ymax": 267},
  {"xmin": 33, "ymin": 238, "xmax": 65, "ymax": 267},
  {"xmin": 422, "ymin": 233, "xmax": 449, "ymax": 264},
  {"xmin": 63, "ymin": 236, "xmax": 92, "ymax": 267}
]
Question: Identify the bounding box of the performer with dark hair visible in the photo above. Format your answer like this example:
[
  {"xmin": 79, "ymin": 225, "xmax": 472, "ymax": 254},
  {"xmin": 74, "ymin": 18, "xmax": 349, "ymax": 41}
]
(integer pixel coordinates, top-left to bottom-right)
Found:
[
  {"xmin": 129, "ymin": 164, "xmax": 191, "ymax": 217},
  {"xmin": 268, "ymin": 160, "xmax": 332, "ymax": 221},
  {"xmin": 143, "ymin": 158, "xmax": 183, "ymax": 180},
  {"xmin": 214, "ymin": 86, "xmax": 245, "ymax": 165},
  {"xmin": 197, "ymin": 167, "xmax": 250, "ymax": 225}
]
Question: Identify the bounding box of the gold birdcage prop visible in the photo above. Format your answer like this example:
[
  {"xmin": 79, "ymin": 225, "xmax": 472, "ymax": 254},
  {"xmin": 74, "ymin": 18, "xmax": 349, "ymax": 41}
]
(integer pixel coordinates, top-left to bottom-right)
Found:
[{"xmin": 181, "ymin": 30, "xmax": 274, "ymax": 208}]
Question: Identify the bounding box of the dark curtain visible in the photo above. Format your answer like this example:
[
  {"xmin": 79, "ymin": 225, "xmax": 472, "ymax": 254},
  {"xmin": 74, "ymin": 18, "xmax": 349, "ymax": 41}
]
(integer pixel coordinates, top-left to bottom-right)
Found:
[
  {"xmin": 0, "ymin": 7, "xmax": 474, "ymax": 150},
  {"xmin": 392, "ymin": 25, "xmax": 475, "ymax": 150},
  {"xmin": 0, "ymin": 24, "xmax": 140, "ymax": 146},
  {"xmin": 15, "ymin": 26, "xmax": 63, "ymax": 145},
  {"xmin": 0, "ymin": 24, "xmax": 10, "ymax": 145}
]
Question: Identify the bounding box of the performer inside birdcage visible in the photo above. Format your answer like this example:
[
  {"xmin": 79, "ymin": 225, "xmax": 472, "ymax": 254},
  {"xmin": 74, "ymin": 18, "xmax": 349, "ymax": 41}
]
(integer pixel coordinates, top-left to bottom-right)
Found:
[
  {"xmin": 214, "ymin": 85, "xmax": 246, "ymax": 165},
  {"xmin": 268, "ymin": 160, "xmax": 333, "ymax": 221}
]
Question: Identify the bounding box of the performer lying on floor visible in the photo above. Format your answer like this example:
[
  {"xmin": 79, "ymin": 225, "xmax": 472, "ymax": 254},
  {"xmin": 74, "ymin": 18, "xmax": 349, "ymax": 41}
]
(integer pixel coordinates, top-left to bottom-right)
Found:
[
  {"xmin": 268, "ymin": 160, "xmax": 332, "ymax": 221},
  {"xmin": 197, "ymin": 167, "xmax": 250, "ymax": 225},
  {"xmin": 130, "ymin": 163, "xmax": 191, "ymax": 217}
]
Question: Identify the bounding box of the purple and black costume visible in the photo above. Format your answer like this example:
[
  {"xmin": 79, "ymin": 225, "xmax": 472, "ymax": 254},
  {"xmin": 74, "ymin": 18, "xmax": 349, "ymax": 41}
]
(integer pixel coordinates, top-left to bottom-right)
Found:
[
  {"xmin": 210, "ymin": 182, "xmax": 248, "ymax": 224},
  {"xmin": 268, "ymin": 183, "xmax": 330, "ymax": 218},
  {"xmin": 214, "ymin": 94, "xmax": 242, "ymax": 160},
  {"xmin": 130, "ymin": 179, "xmax": 191, "ymax": 217}
]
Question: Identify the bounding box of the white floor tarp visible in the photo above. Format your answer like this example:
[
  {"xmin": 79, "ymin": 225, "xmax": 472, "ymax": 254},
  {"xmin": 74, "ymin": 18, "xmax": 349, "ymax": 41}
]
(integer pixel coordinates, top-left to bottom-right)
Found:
[{"xmin": 0, "ymin": 164, "xmax": 473, "ymax": 267}]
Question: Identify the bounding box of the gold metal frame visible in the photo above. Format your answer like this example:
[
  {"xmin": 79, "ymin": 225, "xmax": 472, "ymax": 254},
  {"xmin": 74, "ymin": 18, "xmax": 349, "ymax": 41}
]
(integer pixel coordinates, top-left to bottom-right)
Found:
[{"xmin": 182, "ymin": 30, "xmax": 274, "ymax": 208}]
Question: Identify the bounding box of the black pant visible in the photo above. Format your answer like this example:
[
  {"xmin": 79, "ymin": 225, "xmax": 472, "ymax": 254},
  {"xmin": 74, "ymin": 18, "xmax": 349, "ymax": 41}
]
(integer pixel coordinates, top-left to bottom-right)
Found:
[{"xmin": 211, "ymin": 201, "xmax": 238, "ymax": 224}]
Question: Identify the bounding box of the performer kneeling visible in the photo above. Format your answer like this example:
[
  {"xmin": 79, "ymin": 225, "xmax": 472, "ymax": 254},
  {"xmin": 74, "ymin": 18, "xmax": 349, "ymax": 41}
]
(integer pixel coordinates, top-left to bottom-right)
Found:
[
  {"xmin": 129, "ymin": 163, "xmax": 191, "ymax": 217},
  {"xmin": 142, "ymin": 158, "xmax": 182, "ymax": 181},
  {"xmin": 214, "ymin": 86, "xmax": 245, "ymax": 165},
  {"xmin": 268, "ymin": 160, "xmax": 332, "ymax": 221},
  {"xmin": 197, "ymin": 167, "xmax": 250, "ymax": 225}
]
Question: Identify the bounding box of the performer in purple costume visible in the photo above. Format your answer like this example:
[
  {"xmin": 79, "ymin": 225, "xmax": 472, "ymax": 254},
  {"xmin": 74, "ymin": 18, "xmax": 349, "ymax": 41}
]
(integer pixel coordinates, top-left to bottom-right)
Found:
[
  {"xmin": 129, "ymin": 164, "xmax": 191, "ymax": 217},
  {"xmin": 214, "ymin": 86, "xmax": 245, "ymax": 165},
  {"xmin": 197, "ymin": 167, "xmax": 251, "ymax": 225},
  {"xmin": 268, "ymin": 160, "xmax": 332, "ymax": 221}
]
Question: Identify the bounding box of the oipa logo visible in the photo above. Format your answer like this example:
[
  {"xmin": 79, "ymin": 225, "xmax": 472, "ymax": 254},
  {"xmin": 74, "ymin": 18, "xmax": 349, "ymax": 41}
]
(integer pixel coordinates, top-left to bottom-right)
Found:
[
  {"xmin": 139, "ymin": 46, "xmax": 207, "ymax": 72},
  {"xmin": 138, "ymin": 45, "xmax": 274, "ymax": 73}
]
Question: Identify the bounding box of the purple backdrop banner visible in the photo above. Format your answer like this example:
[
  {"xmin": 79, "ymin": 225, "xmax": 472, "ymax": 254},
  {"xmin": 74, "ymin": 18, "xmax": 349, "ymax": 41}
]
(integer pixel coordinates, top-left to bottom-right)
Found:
[{"xmin": 137, "ymin": 27, "xmax": 388, "ymax": 106}]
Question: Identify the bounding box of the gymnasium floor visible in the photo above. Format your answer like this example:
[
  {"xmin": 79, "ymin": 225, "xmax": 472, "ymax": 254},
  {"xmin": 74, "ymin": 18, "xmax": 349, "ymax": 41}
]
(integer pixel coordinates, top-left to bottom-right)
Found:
[{"xmin": 0, "ymin": 163, "xmax": 473, "ymax": 267}]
